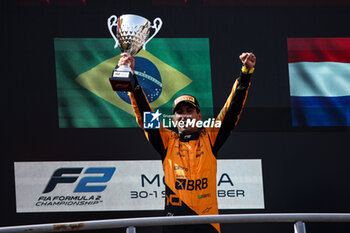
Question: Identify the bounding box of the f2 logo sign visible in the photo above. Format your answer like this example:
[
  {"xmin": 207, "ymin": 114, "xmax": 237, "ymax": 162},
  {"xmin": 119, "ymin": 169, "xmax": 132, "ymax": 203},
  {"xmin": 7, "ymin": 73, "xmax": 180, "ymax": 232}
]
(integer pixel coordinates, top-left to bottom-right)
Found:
[{"xmin": 43, "ymin": 167, "xmax": 116, "ymax": 193}]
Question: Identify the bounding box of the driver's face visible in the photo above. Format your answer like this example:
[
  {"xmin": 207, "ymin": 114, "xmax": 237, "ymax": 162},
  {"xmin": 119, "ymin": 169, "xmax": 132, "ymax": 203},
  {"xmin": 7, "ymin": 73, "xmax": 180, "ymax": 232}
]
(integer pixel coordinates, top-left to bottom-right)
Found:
[{"xmin": 173, "ymin": 102, "xmax": 201, "ymax": 134}]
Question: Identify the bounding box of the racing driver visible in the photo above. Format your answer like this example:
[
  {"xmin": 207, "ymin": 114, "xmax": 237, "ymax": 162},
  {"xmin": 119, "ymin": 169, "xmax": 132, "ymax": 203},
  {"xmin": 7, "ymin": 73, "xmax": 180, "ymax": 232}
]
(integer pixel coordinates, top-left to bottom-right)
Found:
[{"xmin": 117, "ymin": 52, "xmax": 256, "ymax": 233}]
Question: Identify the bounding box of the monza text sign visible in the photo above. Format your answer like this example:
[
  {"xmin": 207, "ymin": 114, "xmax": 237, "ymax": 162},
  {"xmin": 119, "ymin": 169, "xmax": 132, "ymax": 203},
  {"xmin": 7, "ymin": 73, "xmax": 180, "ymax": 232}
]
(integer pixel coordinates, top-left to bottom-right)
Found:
[{"xmin": 14, "ymin": 160, "xmax": 264, "ymax": 212}]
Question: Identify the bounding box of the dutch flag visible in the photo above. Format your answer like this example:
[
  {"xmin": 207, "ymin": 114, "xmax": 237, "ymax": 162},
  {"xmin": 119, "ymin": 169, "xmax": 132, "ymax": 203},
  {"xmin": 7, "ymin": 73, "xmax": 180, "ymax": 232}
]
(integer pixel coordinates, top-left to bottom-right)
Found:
[{"xmin": 288, "ymin": 38, "xmax": 350, "ymax": 126}]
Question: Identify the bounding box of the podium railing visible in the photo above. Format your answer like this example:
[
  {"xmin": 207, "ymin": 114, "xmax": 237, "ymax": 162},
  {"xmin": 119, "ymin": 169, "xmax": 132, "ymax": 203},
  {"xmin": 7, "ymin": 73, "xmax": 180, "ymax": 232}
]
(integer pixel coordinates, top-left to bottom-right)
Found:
[{"xmin": 1, "ymin": 213, "xmax": 350, "ymax": 233}]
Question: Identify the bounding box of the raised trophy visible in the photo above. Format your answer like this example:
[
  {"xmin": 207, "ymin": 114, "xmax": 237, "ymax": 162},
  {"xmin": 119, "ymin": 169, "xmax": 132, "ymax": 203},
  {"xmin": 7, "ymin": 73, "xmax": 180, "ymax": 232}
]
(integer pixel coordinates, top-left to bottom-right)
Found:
[{"xmin": 107, "ymin": 14, "xmax": 163, "ymax": 91}]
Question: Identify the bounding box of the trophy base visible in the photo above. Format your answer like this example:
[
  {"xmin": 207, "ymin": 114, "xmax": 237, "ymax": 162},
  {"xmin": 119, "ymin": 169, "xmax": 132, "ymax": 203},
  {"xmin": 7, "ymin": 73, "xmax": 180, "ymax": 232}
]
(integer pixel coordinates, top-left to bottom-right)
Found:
[{"xmin": 109, "ymin": 70, "xmax": 135, "ymax": 92}]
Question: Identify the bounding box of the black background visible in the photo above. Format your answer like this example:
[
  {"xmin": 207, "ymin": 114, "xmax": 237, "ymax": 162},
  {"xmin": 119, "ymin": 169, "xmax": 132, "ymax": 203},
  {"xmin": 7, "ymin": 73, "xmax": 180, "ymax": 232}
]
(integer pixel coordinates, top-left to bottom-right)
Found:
[{"xmin": 1, "ymin": 0, "xmax": 350, "ymax": 232}]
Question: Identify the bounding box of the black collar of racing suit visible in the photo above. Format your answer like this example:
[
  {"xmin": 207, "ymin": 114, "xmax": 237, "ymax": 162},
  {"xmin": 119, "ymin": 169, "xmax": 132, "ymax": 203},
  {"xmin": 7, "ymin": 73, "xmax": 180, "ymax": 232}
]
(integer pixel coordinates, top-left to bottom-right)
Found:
[{"xmin": 179, "ymin": 130, "xmax": 201, "ymax": 142}]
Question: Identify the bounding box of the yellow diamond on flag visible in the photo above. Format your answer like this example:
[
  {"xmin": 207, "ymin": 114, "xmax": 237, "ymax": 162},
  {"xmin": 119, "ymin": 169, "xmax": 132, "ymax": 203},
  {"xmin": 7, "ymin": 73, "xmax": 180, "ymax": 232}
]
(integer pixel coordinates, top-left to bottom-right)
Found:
[{"xmin": 75, "ymin": 50, "xmax": 192, "ymax": 115}]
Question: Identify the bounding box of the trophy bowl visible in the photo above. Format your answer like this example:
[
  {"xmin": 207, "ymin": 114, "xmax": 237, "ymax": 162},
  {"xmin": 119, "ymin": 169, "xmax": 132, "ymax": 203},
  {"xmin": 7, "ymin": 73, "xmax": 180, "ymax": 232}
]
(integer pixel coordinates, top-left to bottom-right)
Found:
[
  {"xmin": 117, "ymin": 14, "xmax": 150, "ymax": 56},
  {"xmin": 108, "ymin": 14, "xmax": 162, "ymax": 56}
]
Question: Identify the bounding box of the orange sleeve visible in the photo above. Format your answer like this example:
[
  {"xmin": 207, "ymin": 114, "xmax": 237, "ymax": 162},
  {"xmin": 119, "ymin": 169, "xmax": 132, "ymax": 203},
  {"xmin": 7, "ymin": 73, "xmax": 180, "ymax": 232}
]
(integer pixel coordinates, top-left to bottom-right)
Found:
[
  {"xmin": 128, "ymin": 85, "xmax": 170, "ymax": 154},
  {"xmin": 208, "ymin": 74, "xmax": 251, "ymax": 152}
]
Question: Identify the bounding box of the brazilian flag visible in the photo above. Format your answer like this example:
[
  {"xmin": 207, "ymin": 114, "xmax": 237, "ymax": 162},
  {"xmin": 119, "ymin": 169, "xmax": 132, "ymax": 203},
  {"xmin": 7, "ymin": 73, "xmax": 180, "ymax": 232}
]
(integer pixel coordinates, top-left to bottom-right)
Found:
[{"xmin": 55, "ymin": 38, "xmax": 213, "ymax": 128}]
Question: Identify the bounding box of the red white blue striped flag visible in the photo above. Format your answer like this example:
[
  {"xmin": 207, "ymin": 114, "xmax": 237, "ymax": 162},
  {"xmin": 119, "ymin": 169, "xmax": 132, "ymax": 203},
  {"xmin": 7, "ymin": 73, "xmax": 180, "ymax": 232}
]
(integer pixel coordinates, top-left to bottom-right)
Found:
[{"xmin": 288, "ymin": 38, "xmax": 350, "ymax": 126}]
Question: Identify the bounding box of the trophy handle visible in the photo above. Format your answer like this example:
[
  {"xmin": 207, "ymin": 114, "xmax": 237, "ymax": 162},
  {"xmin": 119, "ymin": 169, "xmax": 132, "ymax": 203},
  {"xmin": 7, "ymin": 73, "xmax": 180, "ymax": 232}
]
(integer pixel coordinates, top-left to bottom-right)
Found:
[
  {"xmin": 107, "ymin": 15, "xmax": 119, "ymax": 49},
  {"xmin": 143, "ymin": 17, "xmax": 163, "ymax": 50}
]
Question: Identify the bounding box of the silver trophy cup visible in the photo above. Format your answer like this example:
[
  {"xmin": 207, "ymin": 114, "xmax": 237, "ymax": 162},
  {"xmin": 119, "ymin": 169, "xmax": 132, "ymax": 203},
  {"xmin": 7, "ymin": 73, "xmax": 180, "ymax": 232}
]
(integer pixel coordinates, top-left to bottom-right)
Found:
[{"xmin": 107, "ymin": 14, "xmax": 162, "ymax": 91}]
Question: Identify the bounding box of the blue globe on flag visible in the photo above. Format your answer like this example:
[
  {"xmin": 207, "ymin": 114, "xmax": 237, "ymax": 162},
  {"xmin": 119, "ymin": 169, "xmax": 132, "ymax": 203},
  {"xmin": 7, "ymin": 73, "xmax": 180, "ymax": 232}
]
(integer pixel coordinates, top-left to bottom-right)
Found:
[{"xmin": 116, "ymin": 57, "xmax": 162, "ymax": 104}]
